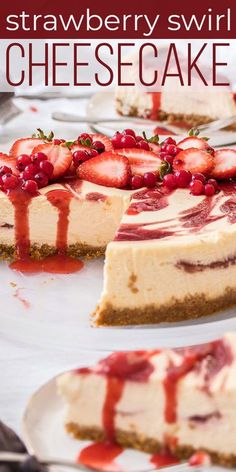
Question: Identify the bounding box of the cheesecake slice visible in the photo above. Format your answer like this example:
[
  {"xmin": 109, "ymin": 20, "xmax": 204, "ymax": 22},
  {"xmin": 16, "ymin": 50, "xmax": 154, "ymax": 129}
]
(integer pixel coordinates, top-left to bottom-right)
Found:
[
  {"xmin": 0, "ymin": 179, "xmax": 130, "ymax": 260},
  {"xmin": 94, "ymin": 182, "xmax": 236, "ymax": 325},
  {"xmin": 116, "ymin": 88, "xmax": 236, "ymax": 130},
  {"xmin": 58, "ymin": 333, "xmax": 236, "ymax": 467}
]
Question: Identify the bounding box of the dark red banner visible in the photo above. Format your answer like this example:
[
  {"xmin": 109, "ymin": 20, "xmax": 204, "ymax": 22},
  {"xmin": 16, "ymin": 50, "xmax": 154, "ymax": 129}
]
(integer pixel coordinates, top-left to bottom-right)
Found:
[{"xmin": 0, "ymin": 0, "xmax": 235, "ymax": 39}]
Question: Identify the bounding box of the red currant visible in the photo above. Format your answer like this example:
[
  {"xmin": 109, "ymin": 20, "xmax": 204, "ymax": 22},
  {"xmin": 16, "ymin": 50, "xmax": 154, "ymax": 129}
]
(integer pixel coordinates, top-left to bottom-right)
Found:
[
  {"xmin": 123, "ymin": 129, "xmax": 136, "ymax": 138},
  {"xmin": 163, "ymin": 173, "xmax": 177, "ymax": 189},
  {"xmin": 207, "ymin": 179, "xmax": 219, "ymax": 191},
  {"xmin": 34, "ymin": 172, "xmax": 49, "ymax": 188},
  {"xmin": 31, "ymin": 152, "xmax": 47, "ymax": 165},
  {"xmin": 92, "ymin": 140, "xmax": 105, "ymax": 154},
  {"xmin": 0, "ymin": 165, "xmax": 12, "ymax": 176},
  {"xmin": 39, "ymin": 160, "xmax": 54, "ymax": 178},
  {"xmin": 22, "ymin": 179, "xmax": 39, "ymax": 195},
  {"xmin": 163, "ymin": 137, "xmax": 176, "ymax": 145},
  {"xmin": 78, "ymin": 133, "xmax": 91, "ymax": 142},
  {"xmin": 143, "ymin": 172, "xmax": 157, "ymax": 188},
  {"xmin": 189, "ymin": 180, "xmax": 204, "ymax": 196},
  {"xmin": 120, "ymin": 135, "xmax": 137, "ymax": 148},
  {"xmin": 174, "ymin": 170, "xmax": 192, "ymax": 188},
  {"xmin": 135, "ymin": 135, "xmax": 143, "ymax": 142},
  {"xmin": 204, "ymin": 183, "xmax": 215, "ymax": 197},
  {"xmin": 22, "ymin": 164, "xmax": 38, "ymax": 180},
  {"xmin": 137, "ymin": 140, "xmax": 150, "ymax": 151},
  {"xmin": 111, "ymin": 132, "xmax": 123, "ymax": 149},
  {"xmin": 73, "ymin": 150, "xmax": 90, "ymax": 168},
  {"xmin": 16, "ymin": 154, "xmax": 31, "ymax": 171},
  {"xmin": 131, "ymin": 175, "xmax": 144, "ymax": 189},
  {"xmin": 89, "ymin": 149, "xmax": 99, "ymax": 158},
  {"xmin": 165, "ymin": 144, "xmax": 178, "ymax": 156},
  {"xmin": 2, "ymin": 174, "xmax": 19, "ymax": 191},
  {"xmin": 192, "ymin": 173, "xmax": 206, "ymax": 184},
  {"xmin": 163, "ymin": 155, "xmax": 174, "ymax": 165}
]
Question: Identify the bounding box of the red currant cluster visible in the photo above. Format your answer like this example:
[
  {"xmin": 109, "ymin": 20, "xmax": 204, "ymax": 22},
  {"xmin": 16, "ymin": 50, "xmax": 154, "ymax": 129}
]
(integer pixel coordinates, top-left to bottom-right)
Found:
[
  {"xmin": 0, "ymin": 152, "xmax": 55, "ymax": 195},
  {"xmin": 72, "ymin": 133, "xmax": 105, "ymax": 169},
  {"xmin": 112, "ymin": 129, "xmax": 150, "ymax": 150},
  {"xmin": 131, "ymin": 172, "xmax": 157, "ymax": 190},
  {"xmin": 163, "ymin": 171, "xmax": 218, "ymax": 196},
  {"xmin": 159, "ymin": 137, "xmax": 181, "ymax": 164}
]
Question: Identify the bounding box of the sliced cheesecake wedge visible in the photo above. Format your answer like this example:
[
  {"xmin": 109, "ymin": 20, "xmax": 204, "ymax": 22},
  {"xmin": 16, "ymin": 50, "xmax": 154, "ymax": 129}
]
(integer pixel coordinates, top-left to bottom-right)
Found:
[
  {"xmin": 58, "ymin": 333, "xmax": 236, "ymax": 467},
  {"xmin": 94, "ymin": 182, "xmax": 236, "ymax": 326}
]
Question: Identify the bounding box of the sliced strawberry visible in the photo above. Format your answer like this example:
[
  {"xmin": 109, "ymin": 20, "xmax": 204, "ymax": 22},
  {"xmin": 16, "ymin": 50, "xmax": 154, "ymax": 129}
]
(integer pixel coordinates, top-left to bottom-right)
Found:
[
  {"xmin": 173, "ymin": 148, "xmax": 214, "ymax": 175},
  {"xmin": 177, "ymin": 136, "xmax": 213, "ymax": 153},
  {"xmin": 211, "ymin": 149, "xmax": 236, "ymax": 179},
  {"xmin": 32, "ymin": 143, "xmax": 72, "ymax": 179},
  {"xmin": 9, "ymin": 138, "xmax": 45, "ymax": 158},
  {"xmin": 0, "ymin": 153, "xmax": 19, "ymax": 175},
  {"xmin": 119, "ymin": 148, "xmax": 162, "ymax": 176},
  {"xmin": 148, "ymin": 142, "xmax": 161, "ymax": 155},
  {"xmin": 78, "ymin": 152, "xmax": 130, "ymax": 188},
  {"xmin": 91, "ymin": 134, "xmax": 113, "ymax": 151}
]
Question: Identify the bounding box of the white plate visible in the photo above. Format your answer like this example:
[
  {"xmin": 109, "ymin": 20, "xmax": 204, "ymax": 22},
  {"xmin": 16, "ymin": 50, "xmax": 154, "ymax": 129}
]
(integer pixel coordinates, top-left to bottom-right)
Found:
[
  {"xmin": 21, "ymin": 371, "xmax": 223, "ymax": 472},
  {"xmin": 1, "ymin": 260, "xmax": 236, "ymax": 352},
  {"xmin": 86, "ymin": 92, "xmax": 236, "ymax": 148}
]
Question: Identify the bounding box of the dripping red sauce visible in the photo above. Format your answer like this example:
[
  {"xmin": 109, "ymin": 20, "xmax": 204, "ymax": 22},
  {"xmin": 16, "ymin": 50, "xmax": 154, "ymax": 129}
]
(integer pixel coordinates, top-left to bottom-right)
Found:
[
  {"xmin": 78, "ymin": 441, "xmax": 123, "ymax": 471},
  {"xmin": 8, "ymin": 188, "xmax": 83, "ymax": 274},
  {"xmin": 150, "ymin": 92, "xmax": 162, "ymax": 120},
  {"xmin": 150, "ymin": 451, "xmax": 179, "ymax": 468},
  {"xmin": 164, "ymin": 340, "xmax": 233, "ymax": 424}
]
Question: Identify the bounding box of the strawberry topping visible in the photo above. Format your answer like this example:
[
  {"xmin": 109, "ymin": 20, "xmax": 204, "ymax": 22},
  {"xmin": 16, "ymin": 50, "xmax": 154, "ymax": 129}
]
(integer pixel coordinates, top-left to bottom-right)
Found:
[
  {"xmin": 9, "ymin": 138, "xmax": 45, "ymax": 159},
  {"xmin": 211, "ymin": 149, "xmax": 236, "ymax": 179},
  {"xmin": 173, "ymin": 148, "xmax": 214, "ymax": 176},
  {"xmin": 119, "ymin": 148, "xmax": 162, "ymax": 176},
  {"xmin": 177, "ymin": 136, "xmax": 212, "ymax": 152},
  {"xmin": 78, "ymin": 152, "xmax": 130, "ymax": 188},
  {"xmin": 32, "ymin": 143, "xmax": 72, "ymax": 179}
]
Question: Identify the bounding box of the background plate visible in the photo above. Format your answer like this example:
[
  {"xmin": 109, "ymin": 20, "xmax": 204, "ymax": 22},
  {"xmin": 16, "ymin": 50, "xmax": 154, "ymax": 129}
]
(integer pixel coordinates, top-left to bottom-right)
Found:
[
  {"xmin": 86, "ymin": 92, "xmax": 236, "ymax": 148},
  {"xmin": 1, "ymin": 261, "xmax": 236, "ymax": 352}
]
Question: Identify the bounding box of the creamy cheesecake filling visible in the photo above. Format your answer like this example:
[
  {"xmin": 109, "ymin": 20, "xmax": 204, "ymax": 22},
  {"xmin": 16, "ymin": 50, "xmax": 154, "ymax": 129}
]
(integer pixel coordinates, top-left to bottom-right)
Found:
[
  {"xmin": 0, "ymin": 180, "xmax": 131, "ymax": 260},
  {"xmin": 58, "ymin": 334, "xmax": 236, "ymax": 465},
  {"xmin": 95, "ymin": 182, "xmax": 236, "ymax": 325}
]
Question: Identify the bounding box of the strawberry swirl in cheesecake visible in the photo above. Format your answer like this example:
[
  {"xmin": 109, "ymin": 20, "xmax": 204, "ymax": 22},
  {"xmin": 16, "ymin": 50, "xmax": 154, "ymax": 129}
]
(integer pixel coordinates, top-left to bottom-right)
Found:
[
  {"xmin": 58, "ymin": 333, "xmax": 236, "ymax": 467},
  {"xmin": 0, "ymin": 127, "xmax": 236, "ymax": 324}
]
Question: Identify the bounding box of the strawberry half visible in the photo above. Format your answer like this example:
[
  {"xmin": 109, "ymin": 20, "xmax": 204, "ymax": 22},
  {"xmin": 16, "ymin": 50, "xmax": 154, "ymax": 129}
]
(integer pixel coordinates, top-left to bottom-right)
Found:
[
  {"xmin": 173, "ymin": 148, "xmax": 214, "ymax": 175},
  {"xmin": 0, "ymin": 153, "xmax": 19, "ymax": 175},
  {"xmin": 149, "ymin": 142, "xmax": 161, "ymax": 155},
  {"xmin": 9, "ymin": 138, "xmax": 45, "ymax": 159},
  {"xmin": 211, "ymin": 149, "xmax": 236, "ymax": 179},
  {"xmin": 91, "ymin": 134, "xmax": 113, "ymax": 151},
  {"xmin": 78, "ymin": 152, "xmax": 130, "ymax": 188},
  {"xmin": 32, "ymin": 143, "xmax": 72, "ymax": 179},
  {"xmin": 178, "ymin": 136, "xmax": 213, "ymax": 152},
  {"xmin": 119, "ymin": 148, "xmax": 162, "ymax": 176}
]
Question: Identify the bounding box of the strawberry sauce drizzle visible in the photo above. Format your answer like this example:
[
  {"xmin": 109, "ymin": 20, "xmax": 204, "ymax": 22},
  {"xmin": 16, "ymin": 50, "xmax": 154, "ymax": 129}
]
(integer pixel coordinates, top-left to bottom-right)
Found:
[
  {"xmin": 164, "ymin": 340, "xmax": 233, "ymax": 424},
  {"xmin": 150, "ymin": 452, "xmax": 179, "ymax": 467},
  {"xmin": 78, "ymin": 442, "xmax": 123, "ymax": 471},
  {"xmin": 9, "ymin": 188, "xmax": 84, "ymax": 274}
]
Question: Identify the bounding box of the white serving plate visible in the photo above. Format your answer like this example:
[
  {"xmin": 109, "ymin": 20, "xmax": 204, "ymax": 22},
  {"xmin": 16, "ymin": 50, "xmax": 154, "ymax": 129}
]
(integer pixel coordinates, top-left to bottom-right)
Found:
[
  {"xmin": 1, "ymin": 260, "xmax": 236, "ymax": 352},
  {"xmin": 86, "ymin": 92, "xmax": 236, "ymax": 148}
]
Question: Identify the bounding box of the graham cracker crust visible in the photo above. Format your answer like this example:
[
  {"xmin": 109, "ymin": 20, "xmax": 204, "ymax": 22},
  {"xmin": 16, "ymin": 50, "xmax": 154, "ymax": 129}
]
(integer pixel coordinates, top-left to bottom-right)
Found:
[
  {"xmin": 93, "ymin": 288, "xmax": 236, "ymax": 326},
  {"xmin": 66, "ymin": 423, "xmax": 236, "ymax": 467},
  {"xmin": 0, "ymin": 243, "xmax": 105, "ymax": 261},
  {"xmin": 116, "ymin": 100, "xmax": 236, "ymax": 131}
]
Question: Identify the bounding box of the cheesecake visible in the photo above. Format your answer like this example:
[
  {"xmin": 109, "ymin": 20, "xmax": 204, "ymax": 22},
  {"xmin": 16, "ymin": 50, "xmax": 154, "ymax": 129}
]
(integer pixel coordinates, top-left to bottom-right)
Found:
[
  {"xmin": 58, "ymin": 333, "xmax": 236, "ymax": 467},
  {"xmin": 94, "ymin": 181, "xmax": 236, "ymax": 326},
  {"xmin": 1, "ymin": 128, "xmax": 236, "ymax": 325},
  {"xmin": 116, "ymin": 88, "xmax": 236, "ymax": 130}
]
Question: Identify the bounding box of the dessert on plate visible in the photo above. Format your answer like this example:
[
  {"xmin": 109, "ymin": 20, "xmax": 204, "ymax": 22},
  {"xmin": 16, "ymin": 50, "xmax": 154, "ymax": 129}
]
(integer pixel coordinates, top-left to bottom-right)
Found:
[
  {"xmin": 1, "ymin": 128, "xmax": 236, "ymax": 325},
  {"xmin": 58, "ymin": 332, "xmax": 236, "ymax": 467}
]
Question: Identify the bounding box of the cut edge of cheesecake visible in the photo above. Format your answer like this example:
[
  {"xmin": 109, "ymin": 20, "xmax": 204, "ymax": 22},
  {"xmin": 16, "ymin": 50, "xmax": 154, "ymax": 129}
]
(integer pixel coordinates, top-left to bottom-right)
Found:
[{"xmin": 57, "ymin": 333, "xmax": 236, "ymax": 467}]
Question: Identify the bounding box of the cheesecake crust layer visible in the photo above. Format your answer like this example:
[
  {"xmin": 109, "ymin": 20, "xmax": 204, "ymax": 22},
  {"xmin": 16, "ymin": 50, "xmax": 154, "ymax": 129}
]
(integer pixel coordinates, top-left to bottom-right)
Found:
[
  {"xmin": 116, "ymin": 100, "xmax": 236, "ymax": 131},
  {"xmin": 66, "ymin": 423, "xmax": 236, "ymax": 468},
  {"xmin": 0, "ymin": 243, "xmax": 105, "ymax": 261},
  {"xmin": 94, "ymin": 288, "xmax": 236, "ymax": 326}
]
